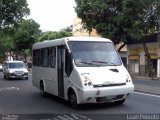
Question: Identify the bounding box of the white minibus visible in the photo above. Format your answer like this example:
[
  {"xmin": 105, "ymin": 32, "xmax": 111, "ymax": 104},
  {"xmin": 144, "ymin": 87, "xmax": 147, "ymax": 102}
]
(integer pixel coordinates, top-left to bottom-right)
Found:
[{"xmin": 32, "ymin": 37, "xmax": 134, "ymax": 108}]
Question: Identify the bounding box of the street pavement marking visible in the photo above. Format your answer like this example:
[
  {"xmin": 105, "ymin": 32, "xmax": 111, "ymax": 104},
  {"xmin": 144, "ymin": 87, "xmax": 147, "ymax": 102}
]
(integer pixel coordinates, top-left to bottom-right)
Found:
[
  {"xmin": 54, "ymin": 114, "xmax": 91, "ymax": 120},
  {"xmin": 134, "ymin": 92, "xmax": 160, "ymax": 98},
  {"xmin": 0, "ymin": 86, "xmax": 20, "ymax": 92}
]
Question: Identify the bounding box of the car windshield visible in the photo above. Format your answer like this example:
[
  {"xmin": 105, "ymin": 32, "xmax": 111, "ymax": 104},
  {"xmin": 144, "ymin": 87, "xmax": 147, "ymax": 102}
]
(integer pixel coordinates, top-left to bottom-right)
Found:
[
  {"xmin": 68, "ymin": 41, "xmax": 122, "ymax": 67},
  {"xmin": 8, "ymin": 62, "xmax": 25, "ymax": 69}
]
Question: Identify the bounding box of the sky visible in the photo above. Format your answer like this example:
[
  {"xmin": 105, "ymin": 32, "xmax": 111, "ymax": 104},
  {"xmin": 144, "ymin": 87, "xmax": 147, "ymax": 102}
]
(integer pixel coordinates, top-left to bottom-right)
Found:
[{"xmin": 27, "ymin": 0, "xmax": 77, "ymax": 32}]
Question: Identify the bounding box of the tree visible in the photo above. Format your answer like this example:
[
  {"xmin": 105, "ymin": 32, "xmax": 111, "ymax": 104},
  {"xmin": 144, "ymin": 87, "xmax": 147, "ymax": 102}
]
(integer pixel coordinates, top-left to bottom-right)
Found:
[
  {"xmin": 13, "ymin": 19, "xmax": 41, "ymax": 59},
  {"xmin": 0, "ymin": 0, "xmax": 30, "ymax": 60},
  {"xmin": 75, "ymin": 0, "xmax": 160, "ymax": 77},
  {"xmin": 0, "ymin": 0, "xmax": 30, "ymax": 29},
  {"xmin": 0, "ymin": 27, "xmax": 15, "ymax": 59},
  {"xmin": 15, "ymin": 19, "xmax": 41, "ymax": 49},
  {"xmin": 0, "ymin": 19, "xmax": 41, "ymax": 60},
  {"xmin": 75, "ymin": 0, "xmax": 160, "ymax": 45},
  {"xmin": 61, "ymin": 26, "xmax": 73, "ymax": 33},
  {"xmin": 38, "ymin": 27, "xmax": 72, "ymax": 42},
  {"xmin": 22, "ymin": 49, "xmax": 31, "ymax": 61}
]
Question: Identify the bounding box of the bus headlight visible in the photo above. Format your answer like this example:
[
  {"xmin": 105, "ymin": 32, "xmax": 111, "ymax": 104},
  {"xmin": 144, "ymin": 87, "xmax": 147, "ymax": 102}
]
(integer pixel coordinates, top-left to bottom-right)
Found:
[
  {"xmin": 126, "ymin": 74, "xmax": 132, "ymax": 83},
  {"xmin": 83, "ymin": 76, "xmax": 92, "ymax": 86}
]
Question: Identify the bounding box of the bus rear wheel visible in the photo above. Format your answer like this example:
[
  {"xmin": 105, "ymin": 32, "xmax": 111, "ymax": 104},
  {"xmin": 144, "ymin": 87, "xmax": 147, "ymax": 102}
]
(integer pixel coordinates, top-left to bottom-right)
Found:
[
  {"xmin": 69, "ymin": 91, "xmax": 78, "ymax": 109},
  {"xmin": 40, "ymin": 82, "xmax": 47, "ymax": 97}
]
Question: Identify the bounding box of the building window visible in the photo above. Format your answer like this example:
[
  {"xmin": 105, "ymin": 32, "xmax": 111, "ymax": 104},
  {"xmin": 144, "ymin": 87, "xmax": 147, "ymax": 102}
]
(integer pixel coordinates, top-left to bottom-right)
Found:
[{"xmin": 130, "ymin": 59, "xmax": 139, "ymax": 73}]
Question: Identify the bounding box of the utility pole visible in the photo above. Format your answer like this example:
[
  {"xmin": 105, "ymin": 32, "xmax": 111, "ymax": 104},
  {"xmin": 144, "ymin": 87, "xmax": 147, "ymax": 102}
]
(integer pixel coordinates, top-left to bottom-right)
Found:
[{"xmin": 157, "ymin": 19, "xmax": 160, "ymax": 78}]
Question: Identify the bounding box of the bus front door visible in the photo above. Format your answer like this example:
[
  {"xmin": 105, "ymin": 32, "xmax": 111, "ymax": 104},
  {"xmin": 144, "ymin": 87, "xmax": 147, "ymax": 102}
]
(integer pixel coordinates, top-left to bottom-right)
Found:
[{"xmin": 57, "ymin": 46, "xmax": 65, "ymax": 98}]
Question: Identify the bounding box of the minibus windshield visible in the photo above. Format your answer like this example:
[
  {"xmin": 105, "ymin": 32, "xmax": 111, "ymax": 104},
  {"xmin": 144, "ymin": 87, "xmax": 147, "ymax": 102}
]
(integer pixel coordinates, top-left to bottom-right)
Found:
[
  {"xmin": 68, "ymin": 41, "xmax": 122, "ymax": 67},
  {"xmin": 9, "ymin": 62, "xmax": 25, "ymax": 69}
]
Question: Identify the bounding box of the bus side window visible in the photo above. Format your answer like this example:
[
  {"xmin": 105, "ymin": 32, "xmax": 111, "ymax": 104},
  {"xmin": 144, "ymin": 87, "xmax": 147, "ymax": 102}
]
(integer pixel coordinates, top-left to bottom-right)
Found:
[
  {"xmin": 41, "ymin": 48, "xmax": 49, "ymax": 67},
  {"xmin": 33, "ymin": 49, "xmax": 41, "ymax": 66},
  {"xmin": 50, "ymin": 47, "xmax": 56, "ymax": 68},
  {"xmin": 65, "ymin": 49, "xmax": 73, "ymax": 77}
]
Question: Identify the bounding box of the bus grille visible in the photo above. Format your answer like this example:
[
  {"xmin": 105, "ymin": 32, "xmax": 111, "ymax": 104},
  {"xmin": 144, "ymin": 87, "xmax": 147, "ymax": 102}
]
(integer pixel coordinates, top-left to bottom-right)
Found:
[
  {"xmin": 93, "ymin": 83, "xmax": 126, "ymax": 88},
  {"xmin": 96, "ymin": 94, "xmax": 124, "ymax": 102}
]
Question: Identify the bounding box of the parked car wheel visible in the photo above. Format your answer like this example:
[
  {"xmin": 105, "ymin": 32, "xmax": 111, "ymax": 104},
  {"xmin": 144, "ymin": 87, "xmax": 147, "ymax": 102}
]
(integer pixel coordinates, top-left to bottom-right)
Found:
[
  {"xmin": 6, "ymin": 74, "xmax": 10, "ymax": 80},
  {"xmin": 4, "ymin": 74, "xmax": 6, "ymax": 79}
]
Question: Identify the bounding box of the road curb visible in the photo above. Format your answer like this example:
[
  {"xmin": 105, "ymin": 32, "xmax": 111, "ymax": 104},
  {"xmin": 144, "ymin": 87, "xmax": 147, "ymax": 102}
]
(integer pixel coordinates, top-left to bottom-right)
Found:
[
  {"xmin": 134, "ymin": 90, "xmax": 160, "ymax": 96},
  {"xmin": 134, "ymin": 83, "xmax": 160, "ymax": 95}
]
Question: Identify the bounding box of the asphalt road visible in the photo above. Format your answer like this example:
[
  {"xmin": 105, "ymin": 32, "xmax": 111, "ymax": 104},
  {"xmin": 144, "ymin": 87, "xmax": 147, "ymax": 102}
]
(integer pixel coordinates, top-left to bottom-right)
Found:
[
  {"xmin": 133, "ymin": 78, "xmax": 160, "ymax": 87},
  {"xmin": 0, "ymin": 72, "xmax": 160, "ymax": 120}
]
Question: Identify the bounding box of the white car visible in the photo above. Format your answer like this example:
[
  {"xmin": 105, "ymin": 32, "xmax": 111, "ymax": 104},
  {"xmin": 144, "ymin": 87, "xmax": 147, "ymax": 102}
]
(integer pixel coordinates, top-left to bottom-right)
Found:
[
  {"xmin": 3, "ymin": 60, "xmax": 28, "ymax": 80},
  {"xmin": 0, "ymin": 64, "xmax": 3, "ymax": 72}
]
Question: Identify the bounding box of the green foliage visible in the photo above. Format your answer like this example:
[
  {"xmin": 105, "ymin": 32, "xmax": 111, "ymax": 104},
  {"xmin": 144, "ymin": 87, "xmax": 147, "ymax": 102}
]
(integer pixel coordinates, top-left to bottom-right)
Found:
[
  {"xmin": 0, "ymin": 19, "xmax": 41, "ymax": 60},
  {"xmin": 0, "ymin": 27, "xmax": 15, "ymax": 58},
  {"xmin": 0, "ymin": 28, "xmax": 14, "ymax": 53},
  {"xmin": 0, "ymin": 0, "xmax": 30, "ymax": 60},
  {"xmin": 0, "ymin": 0, "xmax": 30, "ymax": 29},
  {"xmin": 38, "ymin": 27, "xmax": 72, "ymax": 42},
  {"xmin": 22, "ymin": 49, "xmax": 31, "ymax": 60},
  {"xmin": 75, "ymin": 0, "xmax": 160, "ymax": 43},
  {"xmin": 14, "ymin": 19, "xmax": 41, "ymax": 51}
]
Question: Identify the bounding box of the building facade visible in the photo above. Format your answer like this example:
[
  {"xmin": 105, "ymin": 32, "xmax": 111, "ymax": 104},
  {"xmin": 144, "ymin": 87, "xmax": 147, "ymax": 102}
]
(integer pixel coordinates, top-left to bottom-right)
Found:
[
  {"xmin": 72, "ymin": 17, "xmax": 99, "ymax": 37},
  {"xmin": 127, "ymin": 37, "xmax": 159, "ymax": 77}
]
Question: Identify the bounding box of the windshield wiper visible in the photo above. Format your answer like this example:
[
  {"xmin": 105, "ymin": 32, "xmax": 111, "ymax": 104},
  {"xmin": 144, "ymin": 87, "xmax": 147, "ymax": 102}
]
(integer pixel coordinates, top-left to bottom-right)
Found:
[
  {"xmin": 78, "ymin": 61, "xmax": 100, "ymax": 67},
  {"xmin": 91, "ymin": 61, "xmax": 117, "ymax": 66}
]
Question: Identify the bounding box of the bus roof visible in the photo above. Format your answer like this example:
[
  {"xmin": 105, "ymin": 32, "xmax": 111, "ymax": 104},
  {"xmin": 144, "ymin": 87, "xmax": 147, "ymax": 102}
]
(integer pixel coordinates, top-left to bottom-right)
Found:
[{"xmin": 32, "ymin": 36, "xmax": 112, "ymax": 50}]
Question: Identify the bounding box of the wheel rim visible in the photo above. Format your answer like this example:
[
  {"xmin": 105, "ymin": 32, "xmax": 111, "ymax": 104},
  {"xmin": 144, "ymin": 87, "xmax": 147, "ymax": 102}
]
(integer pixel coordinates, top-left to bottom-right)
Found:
[
  {"xmin": 6, "ymin": 75, "xmax": 9, "ymax": 79},
  {"xmin": 70, "ymin": 93, "xmax": 77, "ymax": 108},
  {"xmin": 70, "ymin": 94, "xmax": 76, "ymax": 104}
]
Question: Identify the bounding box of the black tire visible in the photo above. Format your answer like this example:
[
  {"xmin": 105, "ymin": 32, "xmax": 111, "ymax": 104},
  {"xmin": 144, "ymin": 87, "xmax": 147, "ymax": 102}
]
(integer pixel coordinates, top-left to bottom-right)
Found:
[
  {"xmin": 69, "ymin": 91, "xmax": 79, "ymax": 109},
  {"xmin": 4, "ymin": 74, "xmax": 6, "ymax": 79},
  {"xmin": 114, "ymin": 99, "xmax": 125, "ymax": 105},
  {"xmin": 25, "ymin": 77, "xmax": 28, "ymax": 80},
  {"xmin": 6, "ymin": 74, "xmax": 10, "ymax": 80},
  {"xmin": 40, "ymin": 82, "xmax": 47, "ymax": 97}
]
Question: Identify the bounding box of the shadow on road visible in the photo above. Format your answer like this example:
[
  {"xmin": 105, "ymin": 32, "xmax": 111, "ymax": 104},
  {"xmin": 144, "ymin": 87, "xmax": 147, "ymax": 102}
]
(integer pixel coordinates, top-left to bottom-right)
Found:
[{"xmin": 44, "ymin": 93, "xmax": 123, "ymax": 110}]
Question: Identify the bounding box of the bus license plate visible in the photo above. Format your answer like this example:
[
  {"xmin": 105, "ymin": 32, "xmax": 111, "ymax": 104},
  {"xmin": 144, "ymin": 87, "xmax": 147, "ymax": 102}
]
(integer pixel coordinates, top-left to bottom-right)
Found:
[{"xmin": 106, "ymin": 96, "xmax": 115, "ymax": 100}]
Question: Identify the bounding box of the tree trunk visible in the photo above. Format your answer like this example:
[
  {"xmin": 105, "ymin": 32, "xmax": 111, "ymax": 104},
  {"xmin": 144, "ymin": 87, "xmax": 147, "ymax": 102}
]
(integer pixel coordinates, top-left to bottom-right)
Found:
[
  {"xmin": 15, "ymin": 50, "xmax": 19, "ymax": 60},
  {"xmin": 118, "ymin": 42, "xmax": 127, "ymax": 52},
  {"xmin": 9, "ymin": 51, "xmax": 14, "ymax": 60},
  {"xmin": 142, "ymin": 42, "xmax": 153, "ymax": 77},
  {"xmin": 88, "ymin": 29, "xmax": 91, "ymax": 37}
]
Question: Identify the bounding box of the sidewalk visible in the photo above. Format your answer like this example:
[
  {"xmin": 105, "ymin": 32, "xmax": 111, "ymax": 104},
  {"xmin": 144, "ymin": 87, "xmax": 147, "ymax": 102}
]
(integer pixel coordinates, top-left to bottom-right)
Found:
[{"xmin": 132, "ymin": 75, "xmax": 160, "ymax": 95}]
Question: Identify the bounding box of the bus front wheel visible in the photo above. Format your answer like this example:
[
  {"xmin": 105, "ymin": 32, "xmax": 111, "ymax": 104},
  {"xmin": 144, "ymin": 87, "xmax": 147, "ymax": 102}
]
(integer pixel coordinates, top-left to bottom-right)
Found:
[
  {"xmin": 69, "ymin": 91, "xmax": 78, "ymax": 109},
  {"xmin": 114, "ymin": 99, "xmax": 125, "ymax": 105}
]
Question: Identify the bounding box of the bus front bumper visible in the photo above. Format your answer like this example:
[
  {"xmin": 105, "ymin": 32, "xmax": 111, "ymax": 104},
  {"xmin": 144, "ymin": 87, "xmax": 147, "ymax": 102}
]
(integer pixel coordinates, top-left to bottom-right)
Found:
[{"xmin": 77, "ymin": 84, "xmax": 134, "ymax": 104}]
